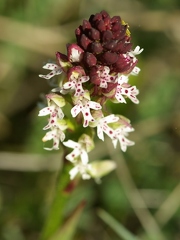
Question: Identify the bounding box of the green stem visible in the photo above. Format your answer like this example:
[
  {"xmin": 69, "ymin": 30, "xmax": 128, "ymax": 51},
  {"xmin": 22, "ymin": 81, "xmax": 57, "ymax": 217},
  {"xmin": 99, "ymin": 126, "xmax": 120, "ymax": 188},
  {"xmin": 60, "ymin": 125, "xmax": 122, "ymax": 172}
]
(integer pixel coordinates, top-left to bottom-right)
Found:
[{"xmin": 40, "ymin": 157, "xmax": 74, "ymax": 240}]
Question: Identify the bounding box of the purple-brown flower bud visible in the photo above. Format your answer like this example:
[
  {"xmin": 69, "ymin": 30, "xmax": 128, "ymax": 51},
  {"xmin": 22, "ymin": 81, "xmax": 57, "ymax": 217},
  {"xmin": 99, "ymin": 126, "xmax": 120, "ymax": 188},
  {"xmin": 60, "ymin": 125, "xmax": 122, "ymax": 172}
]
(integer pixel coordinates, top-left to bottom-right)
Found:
[
  {"xmin": 101, "ymin": 52, "xmax": 118, "ymax": 65},
  {"xmin": 88, "ymin": 28, "xmax": 100, "ymax": 41},
  {"xmin": 90, "ymin": 42, "xmax": 103, "ymax": 54},
  {"xmin": 83, "ymin": 52, "xmax": 97, "ymax": 67},
  {"xmin": 79, "ymin": 34, "xmax": 92, "ymax": 50},
  {"xmin": 67, "ymin": 43, "xmax": 84, "ymax": 63}
]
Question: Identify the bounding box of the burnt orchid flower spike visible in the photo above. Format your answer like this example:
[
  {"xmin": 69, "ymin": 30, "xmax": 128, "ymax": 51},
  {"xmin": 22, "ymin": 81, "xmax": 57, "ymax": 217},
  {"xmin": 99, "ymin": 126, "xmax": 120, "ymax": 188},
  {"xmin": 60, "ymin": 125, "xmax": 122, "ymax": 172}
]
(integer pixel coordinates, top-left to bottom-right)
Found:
[{"xmin": 39, "ymin": 10, "xmax": 143, "ymax": 181}]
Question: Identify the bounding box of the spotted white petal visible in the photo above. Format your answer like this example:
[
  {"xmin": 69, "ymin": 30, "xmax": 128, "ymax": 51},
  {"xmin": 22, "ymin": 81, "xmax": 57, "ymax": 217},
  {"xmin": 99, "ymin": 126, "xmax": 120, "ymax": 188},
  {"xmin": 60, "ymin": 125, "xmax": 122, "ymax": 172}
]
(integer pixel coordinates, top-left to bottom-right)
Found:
[
  {"xmin": 103, "ymin": 114, "xmax": 119, "ymax": 123},
  {"xmin": 96, "ymin": 115, "xmax": 118, "ymax": 141},
  {"xmin": 97, "ymin": 125, "xmax": 105, "ymax": 141},
  {"xmin": 39, "ymin": 63, "xmax": 62, "ymax": 79},
  {"xmin": 71, "ymin": 103, "xmax": 82, "ymax": 117},
  {"xmin": 63, "ymin": 81, "xmax": 75, "ymax": 90},
  {"xmin": 63, "ymin": 140, "xmax": 80, "ymax": 149},
  {"xmin": 88, "ymin": 101, "xmax": 101, "ymax": 110},
  {"xmin": 120, "ymin": 86, "xmax": 139, "ymax": 104},
  {"xmin": 65, "ymin": 148, "xmax": 80, "ymax": 162},
  {"xmin": 117, "ymin": 74, "xmax": 129, "ymax": 84},
  {"xmin": 115, "ymin": 86, "xmax": 127, "ymax": 103},
  {"xmin": 131, "ymin": 66, "xmax": 141, "ymax": 76},
  {"xmin": 39, "ymin": 69, "xmax": 62, "ymax": 79},
  {"xmin": 42, "ymin": 63, "xmax": 60, "ymax": 70},
  {"xmin": 82, "ymin": 107, "xmax": 94, "ymax": 127},
  {"xmin": 113, "ymin": 136, "xmax": 134, "ymax": 152},
  {"xmin": 38, "ymin": 106, "xmax": 55, "ymax": 116},
  {"xmin": 42, "ymin": 129, "xmax": 60, "ymax": 150}
]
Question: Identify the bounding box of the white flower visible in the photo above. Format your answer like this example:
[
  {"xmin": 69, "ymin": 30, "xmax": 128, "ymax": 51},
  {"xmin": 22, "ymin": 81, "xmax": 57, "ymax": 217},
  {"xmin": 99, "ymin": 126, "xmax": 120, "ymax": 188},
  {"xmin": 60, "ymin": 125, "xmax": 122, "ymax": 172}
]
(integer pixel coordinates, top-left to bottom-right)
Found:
[
  {"xmin": 62, "ymin": 75, "xmax": 89, "ymax": 97},
  {"xmin": 71, "ymin": 97, "xmax": 101, "ymax": 127},
  {"xmin": 97, "ymin": 66, "xmax": 117, "ymax": 88},
  {"xmin": 42, "ymin": 127, "xmax": 65, "ymax": 150},
  {"xmin": 69, "ymin": 162, "xmax": 92, "ymax": 180},
  {"xmin": 115, "ymin": 84, "xmax": 139, "ymax": 104},
  {"xmin": 39, "ymin": 94, "xmax": 67, "ymax": 150},
  {"xmin": 117, "ymin": 74, "xmax": 129, "ymax": 84},
  {"xmin": 96, "ymin": 114, "xmax": 119, "ymax": 141},
  {"xmin": 38, "ymin": 94, "xmax": 65, "ymax": 129},
  {"xmin": 38, "ymin": 106, "xmax": 64, "ymax": 130},
  {"xmin": 63, "ymin": 140, "xmax": 89, "ymax": 164},
  {"xmin": 39, "ymin": 63, "xmax": 62, "ymax": 79},
  {"xmin": 112, "ymin": 126, "xmax": 135, "ymax": 152}
]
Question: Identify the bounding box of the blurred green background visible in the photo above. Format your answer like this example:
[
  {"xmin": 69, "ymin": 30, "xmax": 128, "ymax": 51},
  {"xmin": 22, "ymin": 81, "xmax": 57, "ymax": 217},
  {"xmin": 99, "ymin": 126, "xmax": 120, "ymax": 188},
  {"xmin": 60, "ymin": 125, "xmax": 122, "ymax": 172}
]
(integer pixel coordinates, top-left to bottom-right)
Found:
[{"xmin": 0, "ymin": 0, "xmax": 180, "ymax": 239}]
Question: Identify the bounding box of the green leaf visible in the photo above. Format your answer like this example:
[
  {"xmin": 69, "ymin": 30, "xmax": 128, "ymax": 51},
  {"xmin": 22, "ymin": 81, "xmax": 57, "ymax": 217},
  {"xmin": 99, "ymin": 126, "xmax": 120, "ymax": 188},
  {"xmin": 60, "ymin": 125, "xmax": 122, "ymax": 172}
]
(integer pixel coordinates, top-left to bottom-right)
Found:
[
  {"xmin": 97, "ymin": 208, "xmax": 141, "ymax": 240},
  {"xmin": 49, "ymin": 201, "xmax": 85, "ymax": 240}
]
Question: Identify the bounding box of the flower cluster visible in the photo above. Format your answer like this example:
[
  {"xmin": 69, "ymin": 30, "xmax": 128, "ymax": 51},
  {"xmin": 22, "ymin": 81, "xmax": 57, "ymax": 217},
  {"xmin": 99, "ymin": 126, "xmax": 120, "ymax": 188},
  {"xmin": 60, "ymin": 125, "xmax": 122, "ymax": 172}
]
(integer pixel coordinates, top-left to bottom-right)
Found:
[{"xmin": 39, "ymin": 11, "xmax": 143, "ymax": 181}]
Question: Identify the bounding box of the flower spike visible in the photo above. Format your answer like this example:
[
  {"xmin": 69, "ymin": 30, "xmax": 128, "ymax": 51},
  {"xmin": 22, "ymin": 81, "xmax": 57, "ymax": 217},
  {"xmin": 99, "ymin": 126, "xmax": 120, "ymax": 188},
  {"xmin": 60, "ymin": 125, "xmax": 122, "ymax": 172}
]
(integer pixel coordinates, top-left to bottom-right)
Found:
[{"xmin": 38, "ymin": 10, "xmax": 143, "ymax": 181}]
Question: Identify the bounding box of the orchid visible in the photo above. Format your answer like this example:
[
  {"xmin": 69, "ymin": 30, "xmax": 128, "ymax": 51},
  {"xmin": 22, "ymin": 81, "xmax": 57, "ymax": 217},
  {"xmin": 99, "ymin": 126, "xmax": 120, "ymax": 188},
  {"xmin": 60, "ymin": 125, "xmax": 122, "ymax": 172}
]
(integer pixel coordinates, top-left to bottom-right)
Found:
[
  {"xmin": 62, "ymin": 67, "xmax": 90, "ymax": 97},
  {"xmin": 96, "ymin": 114, "xmax": 119, "ymax": 141},
  {"xmin": 115, "ymin": 83, "xmax": 139, "ymax": 104},
  {"xmin": 112, "ymin": 125, "xmax": 135, "ymax": 152},
  {"xmin": 63, "ymin": 134, "xmax": 94, "ymax": 164},
  {"xmin": 38, "ymin": 10, "xmax": 143, "ymax": 181},
  {"xmin": 39, "ymin": 63, "xmax": 62, "ymax": 79},
  {"xmin": 71, "ymin": 96, "xmax": 102, "ymax": 127},
  {"xmin": 63, "ymin": 140, "xmax": 89, "ymax": 164}
]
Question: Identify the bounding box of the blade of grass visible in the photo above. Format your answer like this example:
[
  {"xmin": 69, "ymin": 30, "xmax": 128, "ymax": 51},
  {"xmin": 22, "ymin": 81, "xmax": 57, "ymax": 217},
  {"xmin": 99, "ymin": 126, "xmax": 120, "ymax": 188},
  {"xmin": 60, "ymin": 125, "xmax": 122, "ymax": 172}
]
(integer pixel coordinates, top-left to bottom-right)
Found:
[
  {"xmin": 97, "ymin": 208, "xmax": 141, "ymax": 240},
  {"xmin": 49, "ymin": 201, "xmax": 85, "ymax": 240},
  {"xmin": 155, "ymin": 183, "xmax": 180, "ymax": 226},
  {"xmin": 105, "ymin": 139, "xmax": 167, "ymax": 240}
]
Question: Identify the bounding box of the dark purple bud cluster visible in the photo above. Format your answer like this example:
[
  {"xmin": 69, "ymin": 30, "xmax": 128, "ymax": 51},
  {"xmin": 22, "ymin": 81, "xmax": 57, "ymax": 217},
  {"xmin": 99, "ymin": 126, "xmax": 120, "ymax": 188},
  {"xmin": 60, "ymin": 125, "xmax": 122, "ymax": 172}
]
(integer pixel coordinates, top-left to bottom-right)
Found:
[{"xmin": 75, "ymin": 10, "xmax": 133, "ymax": 75}]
